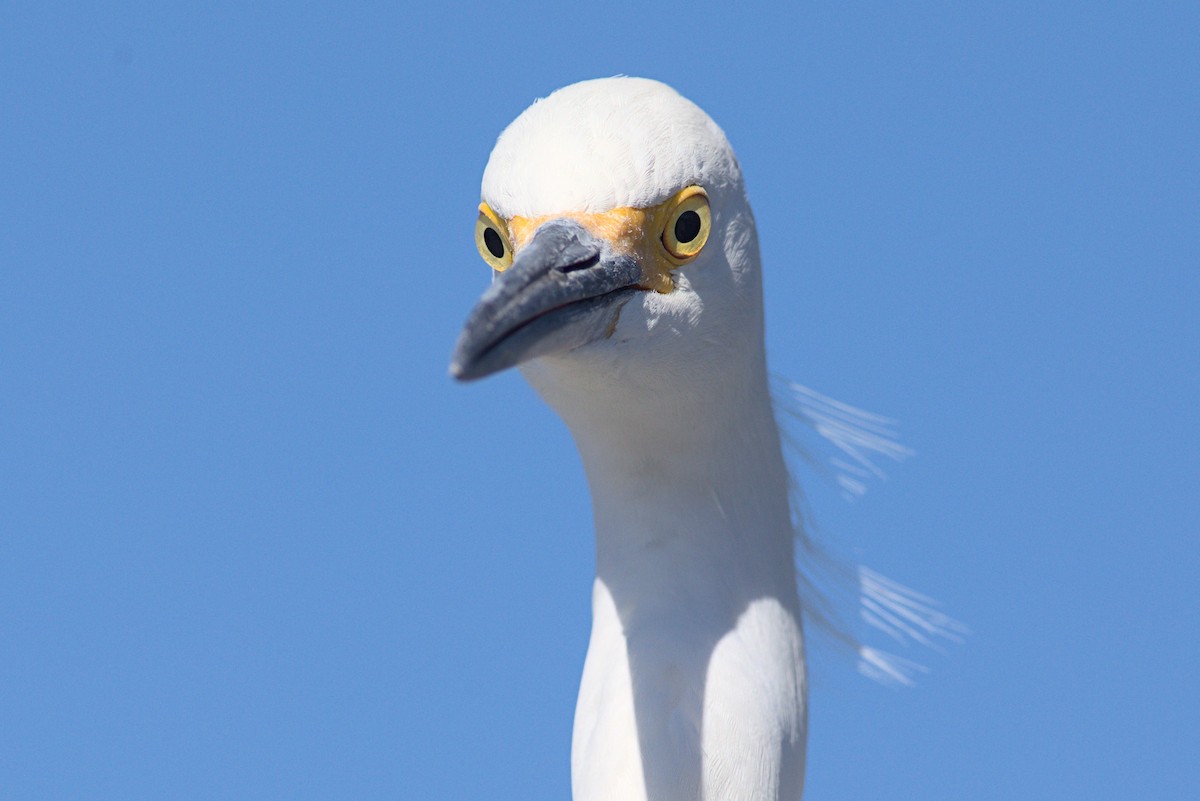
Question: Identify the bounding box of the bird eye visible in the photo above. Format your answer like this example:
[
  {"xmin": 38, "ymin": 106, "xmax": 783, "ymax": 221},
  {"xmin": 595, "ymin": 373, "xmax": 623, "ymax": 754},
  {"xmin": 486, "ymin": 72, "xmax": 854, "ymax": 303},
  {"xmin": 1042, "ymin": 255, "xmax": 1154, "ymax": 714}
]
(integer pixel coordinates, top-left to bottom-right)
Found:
[
  {"xmin": 661, "ymin": 186, "xmax": 711, "ymax": 262},
  {"xmin": 475, "ymin": 203, "xmax": 513, "ymax": 271}
]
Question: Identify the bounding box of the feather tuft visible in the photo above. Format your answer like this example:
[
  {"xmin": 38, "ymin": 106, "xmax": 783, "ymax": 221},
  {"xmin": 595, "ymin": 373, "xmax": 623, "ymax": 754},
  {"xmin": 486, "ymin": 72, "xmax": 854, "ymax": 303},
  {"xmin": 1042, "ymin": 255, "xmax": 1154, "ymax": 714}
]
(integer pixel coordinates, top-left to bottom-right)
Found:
[{"xmin": 772, "ymin": 378, "xmax": 965, "ymax": 685}]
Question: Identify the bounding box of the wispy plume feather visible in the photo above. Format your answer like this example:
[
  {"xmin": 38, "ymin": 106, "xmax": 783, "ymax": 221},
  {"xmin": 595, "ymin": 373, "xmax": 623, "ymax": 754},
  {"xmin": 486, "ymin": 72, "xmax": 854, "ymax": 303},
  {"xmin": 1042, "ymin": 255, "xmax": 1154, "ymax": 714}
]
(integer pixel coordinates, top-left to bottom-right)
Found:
[
  {"xmin": 776, "ymin": 380, "xmax": 913, "ymax": 500},
  {"xmin": 772, "ymin": 379, "xmax": 966, "ymax": 685},
  {"xmin": 859, "ymin": 567, "xmax": 968, "ymax": 651}
]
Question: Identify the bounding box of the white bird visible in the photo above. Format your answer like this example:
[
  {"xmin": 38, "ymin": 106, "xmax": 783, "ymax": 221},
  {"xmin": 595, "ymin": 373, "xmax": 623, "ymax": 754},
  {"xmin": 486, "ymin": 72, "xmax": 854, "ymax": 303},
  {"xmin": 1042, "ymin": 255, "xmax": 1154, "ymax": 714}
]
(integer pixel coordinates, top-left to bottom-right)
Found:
[{"xmin": 451, "ymin": 77, "xmax": 952, "ymax": 801}]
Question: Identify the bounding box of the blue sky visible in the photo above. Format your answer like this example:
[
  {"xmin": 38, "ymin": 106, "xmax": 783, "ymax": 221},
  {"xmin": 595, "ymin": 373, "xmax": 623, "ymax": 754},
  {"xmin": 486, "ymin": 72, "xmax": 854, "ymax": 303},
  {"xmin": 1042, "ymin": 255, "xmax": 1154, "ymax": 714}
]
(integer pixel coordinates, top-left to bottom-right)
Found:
[{"xmin": 2, "ymin": 2, "xmax": 1197, "ymax": 799}]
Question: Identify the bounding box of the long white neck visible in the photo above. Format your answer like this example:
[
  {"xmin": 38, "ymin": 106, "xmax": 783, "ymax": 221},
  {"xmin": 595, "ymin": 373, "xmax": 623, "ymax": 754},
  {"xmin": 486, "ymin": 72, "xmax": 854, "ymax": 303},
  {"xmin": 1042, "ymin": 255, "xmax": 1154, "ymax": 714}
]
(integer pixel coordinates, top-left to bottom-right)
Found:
[{"xmin": 528, "ymin": 350, "xmax": 807, "ymax": 801}]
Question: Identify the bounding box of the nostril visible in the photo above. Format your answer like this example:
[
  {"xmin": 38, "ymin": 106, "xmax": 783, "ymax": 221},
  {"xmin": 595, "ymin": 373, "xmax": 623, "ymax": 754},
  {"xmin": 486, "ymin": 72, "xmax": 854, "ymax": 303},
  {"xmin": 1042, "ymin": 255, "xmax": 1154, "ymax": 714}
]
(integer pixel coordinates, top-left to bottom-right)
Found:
[{"xmin": 556, "ymin": 252, "xmax": 601, "ymax": 274}]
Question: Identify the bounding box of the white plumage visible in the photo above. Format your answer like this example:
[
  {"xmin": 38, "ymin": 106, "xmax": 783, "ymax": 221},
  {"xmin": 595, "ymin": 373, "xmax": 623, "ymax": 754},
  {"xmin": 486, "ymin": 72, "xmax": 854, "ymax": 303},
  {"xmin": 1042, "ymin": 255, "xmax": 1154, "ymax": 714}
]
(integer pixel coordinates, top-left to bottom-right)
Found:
[{"xmin": 453, "ymin": 77, "xmax": 958, "ymax": 801}]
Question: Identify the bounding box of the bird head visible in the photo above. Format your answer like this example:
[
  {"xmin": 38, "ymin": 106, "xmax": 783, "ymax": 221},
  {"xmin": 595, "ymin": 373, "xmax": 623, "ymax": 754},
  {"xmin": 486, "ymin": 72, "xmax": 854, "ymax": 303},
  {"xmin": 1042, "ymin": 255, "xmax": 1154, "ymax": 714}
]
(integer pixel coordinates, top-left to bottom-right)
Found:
[{"xmin": 451, "ymin": 78, "xmax": 766, "ymax": 421}]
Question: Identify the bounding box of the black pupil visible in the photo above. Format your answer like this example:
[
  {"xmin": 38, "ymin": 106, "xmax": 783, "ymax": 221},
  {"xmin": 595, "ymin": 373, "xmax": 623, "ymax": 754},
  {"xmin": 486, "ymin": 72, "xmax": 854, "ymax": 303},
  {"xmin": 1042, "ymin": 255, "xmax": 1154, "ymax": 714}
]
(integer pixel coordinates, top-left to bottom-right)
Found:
[
  {"xmin": 483, "ymin": 227, "xmax": 505, "ymax": 259},
  {"xmin": 674, "ymin": 210, "xmax": 702, "ymax": 244}
]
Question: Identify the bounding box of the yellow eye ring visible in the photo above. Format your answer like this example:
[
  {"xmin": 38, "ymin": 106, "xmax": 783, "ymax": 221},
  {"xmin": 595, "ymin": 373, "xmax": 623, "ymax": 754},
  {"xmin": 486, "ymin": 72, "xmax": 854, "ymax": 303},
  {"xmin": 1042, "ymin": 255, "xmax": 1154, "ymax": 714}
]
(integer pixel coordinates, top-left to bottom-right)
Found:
[
  {"xmin": 660, "ymin": 186, "xmax": 711, "ymax": 263},
  {"xmin": 475, "ymin": 203, "xmax": 513, "ymax": 272}
]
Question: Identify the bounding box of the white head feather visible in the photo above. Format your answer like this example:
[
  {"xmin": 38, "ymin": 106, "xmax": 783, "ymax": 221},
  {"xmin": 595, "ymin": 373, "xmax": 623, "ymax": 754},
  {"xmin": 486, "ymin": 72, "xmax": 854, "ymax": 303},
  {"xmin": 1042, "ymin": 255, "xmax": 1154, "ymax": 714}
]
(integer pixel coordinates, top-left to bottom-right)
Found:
[{"xmin": 482, "ymin": 77, "xmax": 742, "ymax": 218}]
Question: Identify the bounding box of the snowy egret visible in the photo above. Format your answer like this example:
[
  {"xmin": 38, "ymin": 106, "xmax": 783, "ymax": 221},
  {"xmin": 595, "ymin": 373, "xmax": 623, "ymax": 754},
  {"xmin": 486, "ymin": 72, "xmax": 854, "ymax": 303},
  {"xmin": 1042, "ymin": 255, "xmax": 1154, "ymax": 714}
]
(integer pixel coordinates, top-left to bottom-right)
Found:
[{"xmin": 451, "ymin": 77, "xmax": 953, "ymax": 801}]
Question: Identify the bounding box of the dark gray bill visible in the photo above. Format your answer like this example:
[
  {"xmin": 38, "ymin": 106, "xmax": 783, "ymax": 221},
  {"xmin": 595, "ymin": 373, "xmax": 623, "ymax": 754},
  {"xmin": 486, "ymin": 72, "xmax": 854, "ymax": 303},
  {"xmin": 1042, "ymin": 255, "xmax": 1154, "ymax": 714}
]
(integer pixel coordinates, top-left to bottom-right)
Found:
[{"xmin": 450, "ymin": 219, "xmax": 642, "ymax": 381}]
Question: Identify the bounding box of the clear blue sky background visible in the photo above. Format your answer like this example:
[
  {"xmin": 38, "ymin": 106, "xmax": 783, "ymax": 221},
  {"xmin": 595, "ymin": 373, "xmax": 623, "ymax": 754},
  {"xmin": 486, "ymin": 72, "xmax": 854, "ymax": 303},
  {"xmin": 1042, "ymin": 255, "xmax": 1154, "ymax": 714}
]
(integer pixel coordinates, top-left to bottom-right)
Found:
[{"xmin": 3, "ymin": 3, "xmax": 1197, "ymax": 799}]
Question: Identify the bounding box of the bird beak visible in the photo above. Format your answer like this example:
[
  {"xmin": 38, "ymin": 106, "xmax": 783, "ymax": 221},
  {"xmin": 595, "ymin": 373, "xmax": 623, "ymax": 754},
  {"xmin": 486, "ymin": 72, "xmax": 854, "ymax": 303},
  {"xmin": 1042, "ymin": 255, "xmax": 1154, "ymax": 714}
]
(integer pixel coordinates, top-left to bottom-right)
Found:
[{"xmin": 450, "ymin": 219, "xmax": 642, "ymax": 381}]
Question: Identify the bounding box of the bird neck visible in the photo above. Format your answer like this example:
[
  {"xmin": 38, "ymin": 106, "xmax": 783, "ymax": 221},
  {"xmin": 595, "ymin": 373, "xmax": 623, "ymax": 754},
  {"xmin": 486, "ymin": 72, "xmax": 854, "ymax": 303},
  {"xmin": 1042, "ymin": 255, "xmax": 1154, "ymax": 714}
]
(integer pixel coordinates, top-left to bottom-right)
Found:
[
  {"xmin": 559, "ymin": 350, "xmax": 797, "ymax": 592},
  {"xmin": 580, "ymin": 386, "xmax": 798, "ymax": 604},
  {"xmin": 535, "ymin": 352, "xmax": 806, "ymax": 801}
]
